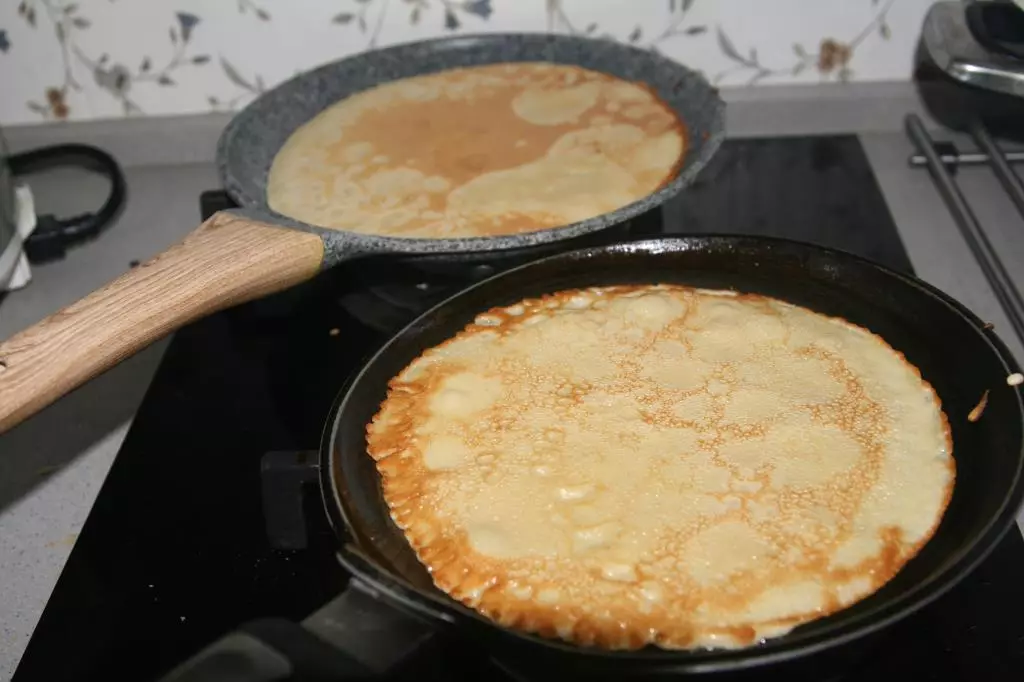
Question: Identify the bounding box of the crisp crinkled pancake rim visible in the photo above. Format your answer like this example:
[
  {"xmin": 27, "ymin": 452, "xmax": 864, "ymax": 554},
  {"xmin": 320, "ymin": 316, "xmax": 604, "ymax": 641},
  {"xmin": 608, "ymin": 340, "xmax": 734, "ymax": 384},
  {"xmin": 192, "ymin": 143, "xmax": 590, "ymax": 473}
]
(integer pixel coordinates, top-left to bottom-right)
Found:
[{"xmin": 366, "ymin": 285, "xmax": 954, "ymax": 650}]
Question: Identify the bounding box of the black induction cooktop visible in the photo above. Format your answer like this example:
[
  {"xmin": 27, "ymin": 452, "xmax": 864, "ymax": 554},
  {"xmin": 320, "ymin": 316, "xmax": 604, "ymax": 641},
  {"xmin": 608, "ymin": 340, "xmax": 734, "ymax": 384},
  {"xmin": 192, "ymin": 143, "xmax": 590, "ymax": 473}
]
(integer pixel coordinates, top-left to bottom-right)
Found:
[{"xmin": 11, "ymin": 135, "xmax": 1024, "ymax": 681}]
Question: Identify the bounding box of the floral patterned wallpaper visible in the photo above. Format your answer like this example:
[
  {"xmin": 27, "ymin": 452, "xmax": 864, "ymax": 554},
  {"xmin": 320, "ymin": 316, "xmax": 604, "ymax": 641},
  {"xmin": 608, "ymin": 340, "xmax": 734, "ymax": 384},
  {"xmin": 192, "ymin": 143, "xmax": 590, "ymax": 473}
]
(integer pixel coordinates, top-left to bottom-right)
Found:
[{"xmin": 0, "ymin": 0, "xmax": 936, "ymax": 125}]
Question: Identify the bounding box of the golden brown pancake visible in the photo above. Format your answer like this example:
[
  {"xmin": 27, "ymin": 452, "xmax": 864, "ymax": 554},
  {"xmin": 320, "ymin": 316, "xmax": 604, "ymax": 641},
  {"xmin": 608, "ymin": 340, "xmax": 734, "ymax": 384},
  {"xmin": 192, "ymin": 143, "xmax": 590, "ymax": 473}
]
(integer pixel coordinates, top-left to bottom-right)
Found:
[
  {"xmin": 367, "ymin": 285, "xmax": 954, "ymax": 650},
  {"xmin": 267, "ymin": 63, "xmax": 685, "ymax": 238}
]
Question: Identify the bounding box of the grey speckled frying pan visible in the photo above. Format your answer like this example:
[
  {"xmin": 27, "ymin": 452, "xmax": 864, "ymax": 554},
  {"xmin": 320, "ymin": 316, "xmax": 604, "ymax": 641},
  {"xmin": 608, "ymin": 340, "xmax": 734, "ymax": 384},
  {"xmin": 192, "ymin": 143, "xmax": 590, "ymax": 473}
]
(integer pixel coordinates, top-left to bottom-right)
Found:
[{"xmin": 0, "ymin": 33, "xmax": 723, "ymax": 434}]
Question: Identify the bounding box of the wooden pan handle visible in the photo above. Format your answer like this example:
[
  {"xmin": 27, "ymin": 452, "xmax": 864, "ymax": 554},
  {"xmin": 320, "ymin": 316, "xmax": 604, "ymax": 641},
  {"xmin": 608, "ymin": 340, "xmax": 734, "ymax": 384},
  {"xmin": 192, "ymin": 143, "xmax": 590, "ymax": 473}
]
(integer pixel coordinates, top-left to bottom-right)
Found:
[{"xmin": 0, "ymin": 211, "xmax": 324, "ymax": 434}]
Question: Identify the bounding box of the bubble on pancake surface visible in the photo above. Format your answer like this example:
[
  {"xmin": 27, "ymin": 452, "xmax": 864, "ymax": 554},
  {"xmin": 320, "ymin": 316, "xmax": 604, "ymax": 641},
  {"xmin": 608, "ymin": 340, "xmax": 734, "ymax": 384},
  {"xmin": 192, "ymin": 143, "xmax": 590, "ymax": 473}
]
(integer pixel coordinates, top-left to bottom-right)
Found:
[
  {"xmin": 266, "ymin": 63, "xmax": 685, "ymax": 238},
  {"xmin": 367, "ymin": 285, "xmax": 953, "ymax": 650}
]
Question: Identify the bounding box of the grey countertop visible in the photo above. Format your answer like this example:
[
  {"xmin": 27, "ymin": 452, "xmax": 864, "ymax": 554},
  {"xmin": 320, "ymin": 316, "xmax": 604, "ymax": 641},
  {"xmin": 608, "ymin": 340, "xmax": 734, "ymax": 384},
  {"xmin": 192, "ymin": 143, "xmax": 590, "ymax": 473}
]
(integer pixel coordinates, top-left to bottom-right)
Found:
[
  {"xmin": 2, "ymin": 82, "xmax": 1024, "ymax": 680},
  {"xmin": 0, "ymin": 164, "xmax": 219, "ymax": 680}
]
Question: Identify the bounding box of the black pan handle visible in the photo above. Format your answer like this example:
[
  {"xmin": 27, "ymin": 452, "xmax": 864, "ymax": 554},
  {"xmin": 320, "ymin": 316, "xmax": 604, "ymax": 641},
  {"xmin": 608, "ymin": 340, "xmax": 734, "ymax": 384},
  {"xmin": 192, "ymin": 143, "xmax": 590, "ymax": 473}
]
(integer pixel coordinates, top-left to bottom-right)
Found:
[
  {"xmin": 8, "ymin": 143, "xmax": 127, "ymax": 262},
  {"xmin": 157, "ymin": 580, "xmax": 438, "ymax": 682},
  {"xmin": 158, "ymin": 618, "xmax": 373, "ymax": 682}
]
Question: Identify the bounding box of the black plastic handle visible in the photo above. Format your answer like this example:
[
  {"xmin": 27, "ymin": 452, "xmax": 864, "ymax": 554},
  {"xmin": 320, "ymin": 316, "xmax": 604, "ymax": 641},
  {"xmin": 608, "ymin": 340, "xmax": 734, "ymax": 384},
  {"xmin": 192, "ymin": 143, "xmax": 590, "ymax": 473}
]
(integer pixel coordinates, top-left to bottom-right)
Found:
[
  {"xmin": 158, "ymin": 581, "xmax": 438, "ymax": 682},
  {"xmin": 966, "ymin": 2, "xmax": 1024, "ymax": 61},
  {"xmin": 8, "ymin": 143, "xmax": 127, "ymax": 262},
  {"xmin": 159, "ymin": 618, "xmax": 375, "ymax": 682},
  {"xmin": 156, "ymin": 628, "xmax": 323, "ymax": 682}
]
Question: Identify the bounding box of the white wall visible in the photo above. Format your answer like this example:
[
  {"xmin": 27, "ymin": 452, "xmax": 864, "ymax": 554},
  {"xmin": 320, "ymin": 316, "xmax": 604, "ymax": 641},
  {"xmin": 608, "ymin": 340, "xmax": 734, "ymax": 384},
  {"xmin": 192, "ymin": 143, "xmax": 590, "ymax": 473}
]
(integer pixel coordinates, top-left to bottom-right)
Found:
[{"xmin": 0, "ymin": 0, "xmax": 935, "ymax": 125}]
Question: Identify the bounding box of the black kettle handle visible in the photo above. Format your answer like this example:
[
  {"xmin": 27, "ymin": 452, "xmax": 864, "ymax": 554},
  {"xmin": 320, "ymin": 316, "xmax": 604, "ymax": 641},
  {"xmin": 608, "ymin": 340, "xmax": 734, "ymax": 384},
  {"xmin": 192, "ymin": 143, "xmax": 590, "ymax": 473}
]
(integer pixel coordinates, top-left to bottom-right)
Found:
[
  {"xmin": 158, "ymin": 581, "xmax": 439, "ymax": 682},
  {"xmin": 965, "ymin": 1, "xmax": 1024, "ymax": 61}
]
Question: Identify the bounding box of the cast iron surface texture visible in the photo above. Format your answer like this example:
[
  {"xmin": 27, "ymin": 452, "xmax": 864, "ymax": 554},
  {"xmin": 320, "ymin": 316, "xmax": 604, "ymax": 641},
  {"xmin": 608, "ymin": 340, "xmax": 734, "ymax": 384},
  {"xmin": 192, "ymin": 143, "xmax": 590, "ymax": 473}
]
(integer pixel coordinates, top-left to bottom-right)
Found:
[
  {"xmin": 326, "ymin": 236, "xmax": 1024, "ymax": 678},
  {"xmin": 14, "ymin": 137, "xmax": 1024, "ymax": 682},
  {"xmin": 216, "ymin": 33, "xmax": 725, "ymax": 266}
]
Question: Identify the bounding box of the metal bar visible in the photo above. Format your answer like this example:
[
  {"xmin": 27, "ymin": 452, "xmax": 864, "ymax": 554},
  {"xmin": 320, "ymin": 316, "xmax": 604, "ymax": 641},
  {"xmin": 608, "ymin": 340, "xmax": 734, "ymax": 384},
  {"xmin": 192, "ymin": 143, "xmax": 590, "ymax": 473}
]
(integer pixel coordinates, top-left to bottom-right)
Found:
[
  {"xmin": 905, "ymin": 114, "xmax": 1024, "ymax": 343},
  {"xmin": 909, "ymin": 150, "xmax": 1024, "ymax": 168},
  {"xmin": 969, "ymin": 119, "xmax": 1024, "ymax": 222}
]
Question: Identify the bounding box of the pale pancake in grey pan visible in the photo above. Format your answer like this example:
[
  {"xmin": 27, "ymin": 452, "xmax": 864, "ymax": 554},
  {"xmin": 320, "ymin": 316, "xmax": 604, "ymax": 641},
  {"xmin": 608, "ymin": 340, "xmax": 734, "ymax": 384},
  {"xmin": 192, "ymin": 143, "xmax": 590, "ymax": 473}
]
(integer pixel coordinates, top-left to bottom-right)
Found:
[
  {"xmin": 0, "ymin": 32, "xmax": 724, "ymax": 436},
  {"xmin": 217, "ymin": 32, "xmax": 726, "ymax": 267}
]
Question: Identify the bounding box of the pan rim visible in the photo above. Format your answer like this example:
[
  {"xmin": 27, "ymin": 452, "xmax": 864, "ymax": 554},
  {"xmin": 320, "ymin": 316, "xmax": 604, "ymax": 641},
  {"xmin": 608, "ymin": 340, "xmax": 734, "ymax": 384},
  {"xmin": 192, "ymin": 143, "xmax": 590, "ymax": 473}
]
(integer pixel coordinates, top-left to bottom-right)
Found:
[
  {"xmin": 215, "ymin": 32, "xmax": 726, "ymax": 256},
  {"xmin": 320, "ymin": 233, "xmax": 1024, "ymax": 670}
]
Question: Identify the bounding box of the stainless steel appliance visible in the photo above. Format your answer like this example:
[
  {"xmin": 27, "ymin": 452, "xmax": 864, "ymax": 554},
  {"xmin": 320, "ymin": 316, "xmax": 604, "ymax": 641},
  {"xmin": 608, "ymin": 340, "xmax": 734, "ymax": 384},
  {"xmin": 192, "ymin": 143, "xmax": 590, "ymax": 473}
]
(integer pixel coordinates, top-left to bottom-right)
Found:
[
  {"xmin": 910, "ymin": 0, "xmax": 1024, "ymax": 346},
  {"xmin": 916, "ymin": 0, "xmax": 1024, "ymax": 139}
]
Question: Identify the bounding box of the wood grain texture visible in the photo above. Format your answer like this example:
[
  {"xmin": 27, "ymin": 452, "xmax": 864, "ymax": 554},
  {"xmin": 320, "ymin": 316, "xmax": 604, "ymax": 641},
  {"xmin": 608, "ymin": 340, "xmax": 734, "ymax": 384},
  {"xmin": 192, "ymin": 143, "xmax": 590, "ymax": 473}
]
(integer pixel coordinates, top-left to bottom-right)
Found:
[{"xmin": 0, "ymin": 211, "xmax": 324, "ymax": 434}]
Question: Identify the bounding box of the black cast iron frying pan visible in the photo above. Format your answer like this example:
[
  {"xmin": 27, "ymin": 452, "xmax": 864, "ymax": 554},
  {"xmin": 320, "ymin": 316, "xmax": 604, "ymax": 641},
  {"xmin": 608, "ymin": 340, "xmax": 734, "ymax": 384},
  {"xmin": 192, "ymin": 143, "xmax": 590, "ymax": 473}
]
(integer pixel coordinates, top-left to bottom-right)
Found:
[
  {"xmin": 0, "ymin": 33, "xmax": 723, "ymax": 434},
  {"xmin": 161, "ymin": 236, "xmax": 1024, "ymax": 682}
]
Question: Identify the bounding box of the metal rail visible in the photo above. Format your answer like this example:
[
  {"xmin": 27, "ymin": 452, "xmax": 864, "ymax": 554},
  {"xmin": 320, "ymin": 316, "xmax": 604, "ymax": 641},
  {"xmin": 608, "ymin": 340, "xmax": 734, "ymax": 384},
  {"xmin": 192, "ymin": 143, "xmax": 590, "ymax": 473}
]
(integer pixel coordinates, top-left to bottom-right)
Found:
[
  {"xmin": 905, "ymin": 113, "xmax": 1024, "ymax": 343},
  {"xmin": 909, "ymin": 149, "xmax": 1024, "ymax": 168},
  {"xmin": 969, "ymin": 119, "xmax": 1024, "ymax": 223}
]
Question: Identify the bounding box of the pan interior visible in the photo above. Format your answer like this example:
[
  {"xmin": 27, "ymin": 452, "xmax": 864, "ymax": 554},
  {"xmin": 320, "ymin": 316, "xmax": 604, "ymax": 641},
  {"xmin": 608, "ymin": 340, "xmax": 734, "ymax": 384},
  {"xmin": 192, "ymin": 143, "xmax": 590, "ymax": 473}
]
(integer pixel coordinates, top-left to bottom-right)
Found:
[
  {"xmin": 327, "ymin": 236, "xmax": 1024, "ymax": 663},
  {"xmin": 217, "ymin": 34, "xmax": 723, "ymax": 251}
]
